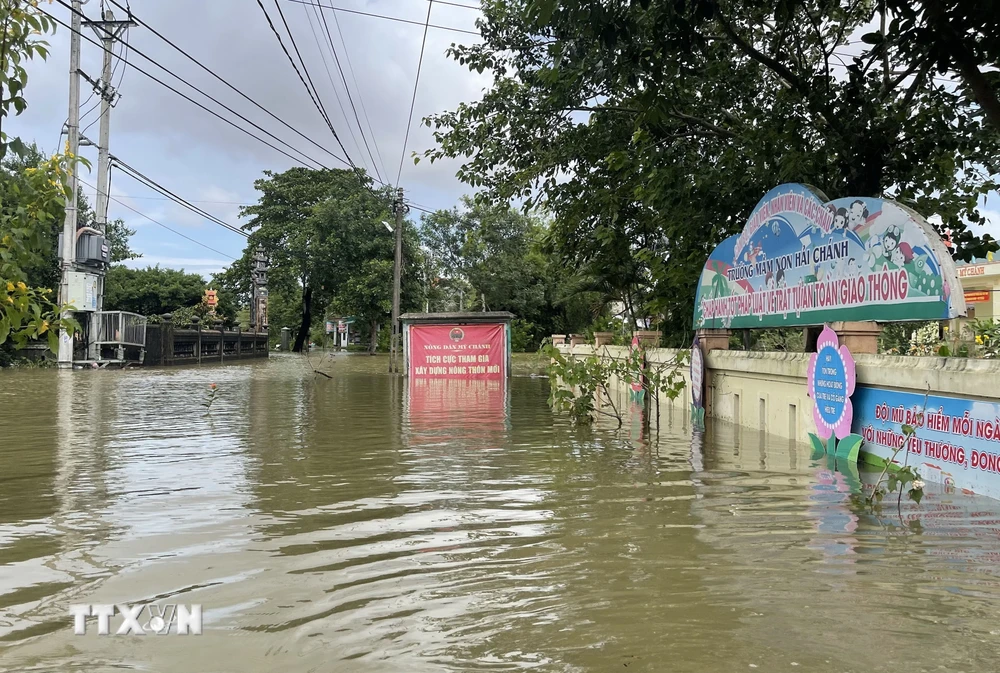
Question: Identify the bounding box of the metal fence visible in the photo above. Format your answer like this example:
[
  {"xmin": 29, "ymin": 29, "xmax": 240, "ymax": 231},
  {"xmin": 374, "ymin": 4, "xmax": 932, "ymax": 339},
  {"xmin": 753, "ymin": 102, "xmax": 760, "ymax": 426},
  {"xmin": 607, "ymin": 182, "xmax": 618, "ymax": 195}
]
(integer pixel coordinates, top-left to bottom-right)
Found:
[{"xmin": 95, "ymin": 311, "xmax": 147, "ymax": 348}]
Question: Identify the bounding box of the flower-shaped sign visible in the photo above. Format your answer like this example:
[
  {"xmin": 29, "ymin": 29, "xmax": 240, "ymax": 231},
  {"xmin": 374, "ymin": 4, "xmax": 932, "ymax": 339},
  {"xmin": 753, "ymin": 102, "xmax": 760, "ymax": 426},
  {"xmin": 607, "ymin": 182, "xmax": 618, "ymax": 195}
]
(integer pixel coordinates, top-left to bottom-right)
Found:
[{"xmin": 806, "ymin": 325, "xmax": 857, "ymax": 440}]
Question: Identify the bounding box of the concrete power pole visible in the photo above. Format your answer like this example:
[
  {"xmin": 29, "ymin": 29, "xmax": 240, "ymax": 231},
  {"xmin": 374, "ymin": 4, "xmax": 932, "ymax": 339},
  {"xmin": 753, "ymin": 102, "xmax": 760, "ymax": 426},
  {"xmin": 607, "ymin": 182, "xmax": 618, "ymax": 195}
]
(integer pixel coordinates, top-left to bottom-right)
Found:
[
  {"xmin": 84, "ymin": 10, "xmax": 134, "ymax": 361},
  {"xmin": 57, "ymin": 0, "xmax": 84, "ymax": 369},
  {"xmin": 389, "ymin": 187, "xmax": 406, "ymax": 374}
]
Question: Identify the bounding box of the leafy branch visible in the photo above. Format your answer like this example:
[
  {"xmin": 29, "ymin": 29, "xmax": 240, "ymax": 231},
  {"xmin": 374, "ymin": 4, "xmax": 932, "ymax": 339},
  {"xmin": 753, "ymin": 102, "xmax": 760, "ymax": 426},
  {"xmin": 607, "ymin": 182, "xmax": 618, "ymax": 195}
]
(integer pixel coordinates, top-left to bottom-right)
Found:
[{"xmin": 865, "ymin": 386, "xmax": 930, "ymax": 511}]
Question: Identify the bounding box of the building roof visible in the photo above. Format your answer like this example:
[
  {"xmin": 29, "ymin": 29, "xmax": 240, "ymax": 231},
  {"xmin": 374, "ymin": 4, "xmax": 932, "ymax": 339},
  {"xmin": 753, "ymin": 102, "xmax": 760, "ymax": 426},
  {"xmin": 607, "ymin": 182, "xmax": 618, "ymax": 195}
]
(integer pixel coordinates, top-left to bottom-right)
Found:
[{"xmin": 400, "ymin": 311, "xmax": 515, "ymax": 324}]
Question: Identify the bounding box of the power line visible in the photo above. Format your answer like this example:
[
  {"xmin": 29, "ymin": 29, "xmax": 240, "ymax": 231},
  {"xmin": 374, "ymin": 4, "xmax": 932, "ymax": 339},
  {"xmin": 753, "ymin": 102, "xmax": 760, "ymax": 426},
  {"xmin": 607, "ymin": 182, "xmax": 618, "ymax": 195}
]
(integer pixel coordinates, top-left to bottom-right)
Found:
[
  {"xmin": 103, "ymin": 0, "xmax": 357, "ymax": 174},
  {"xmin": 106, "ymin": 194, "xmax": 253, "ymax": 206},
  {"xmin": 396, "ymin": 0, "xmax": 433, "ymax": 186},
  {"xmin": 286, "ymin": 0, "xmax": 481, "ymax": 37},
  {"xmin": 329, "ymin": 6, "xmax": 390, "ymax": 182},
  {"xmin": 44, "ymin": 2, "xmax": 343, "ymax": 171},
  {"xmin": 303, "ymin": 0, "xmax": 386, "ymax": 184},
  {"xmin": 82, "ymin": 177, "xmax": 238, "ymax": 260},
  {"xmin": 111, "ymin": 158, "xmax": 249, "ymax": 237},
  {"xmin": 433, "ymin": 0, "xmax": 482, "ymax": 10},
  {"xmin": 300, "ymin": 1, "xmax": 369, "ymax": 176},
  {"xmin": 407, "ymin": 203, "xmax": 438, "ymax": 216},
  {"xmin": 258, "ymin": 0, "xmax": 358, "ymax": 169},
  {"xmin": 111, "ymin": 16, "xmax": 129, "ymax": 91}
]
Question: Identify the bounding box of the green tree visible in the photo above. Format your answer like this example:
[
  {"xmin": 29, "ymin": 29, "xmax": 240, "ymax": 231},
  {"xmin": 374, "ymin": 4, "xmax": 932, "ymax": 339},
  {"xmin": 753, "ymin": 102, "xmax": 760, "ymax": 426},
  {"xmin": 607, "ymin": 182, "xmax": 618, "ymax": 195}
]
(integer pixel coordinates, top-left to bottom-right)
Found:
[
  {"xmin": 240, "ymin": 167, "xmax": 397, "ymax": 352},
  {"xmin": 424, "ymin": 0, "xmax": 1000, "ymax": 343},
  {"xmin": 0, "ymin": 1, "xmax": 80, "ymax": 352},
  {"xmin": 103, "ymin": 265, "xmax": 206, "ymax": 317},
  {"xmin": 420, "ymin": 199, "xmax": 602, "ymax": 349},
  {"xmin": 314, "ymin": 188, "xmax": 424, "ymax": 353}
]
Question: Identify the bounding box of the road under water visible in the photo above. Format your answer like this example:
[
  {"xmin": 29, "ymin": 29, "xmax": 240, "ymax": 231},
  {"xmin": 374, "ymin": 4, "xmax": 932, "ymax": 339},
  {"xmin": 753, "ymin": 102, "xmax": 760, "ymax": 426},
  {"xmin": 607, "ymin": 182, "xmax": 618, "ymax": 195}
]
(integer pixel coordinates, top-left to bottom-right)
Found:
[{"xmin": 1, "ymin": 353, "xmax": 1000, "ymax": 672}]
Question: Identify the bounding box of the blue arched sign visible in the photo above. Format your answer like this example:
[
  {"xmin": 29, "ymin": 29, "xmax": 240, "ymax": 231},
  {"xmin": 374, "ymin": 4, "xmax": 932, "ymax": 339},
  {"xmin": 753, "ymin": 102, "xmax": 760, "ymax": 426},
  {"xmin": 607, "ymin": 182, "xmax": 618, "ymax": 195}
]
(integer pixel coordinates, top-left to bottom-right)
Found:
[{"xmin": 693, "ymin": 184, "xmax": 965, "ymax": 329}]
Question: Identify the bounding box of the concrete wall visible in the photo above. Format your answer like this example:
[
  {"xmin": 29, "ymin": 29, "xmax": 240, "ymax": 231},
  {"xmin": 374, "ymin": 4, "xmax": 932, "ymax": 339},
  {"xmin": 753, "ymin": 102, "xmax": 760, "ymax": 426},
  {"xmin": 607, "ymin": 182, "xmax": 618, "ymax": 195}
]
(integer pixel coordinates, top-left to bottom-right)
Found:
[{"xmin": 561, "ymin": 345, "xmax": 1000, "ymax": 446}]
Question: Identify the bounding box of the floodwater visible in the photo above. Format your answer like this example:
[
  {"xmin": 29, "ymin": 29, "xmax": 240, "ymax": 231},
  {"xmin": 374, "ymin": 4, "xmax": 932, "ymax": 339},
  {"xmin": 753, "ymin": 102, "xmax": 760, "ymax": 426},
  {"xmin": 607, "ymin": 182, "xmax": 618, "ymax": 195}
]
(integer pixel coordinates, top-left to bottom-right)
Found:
[{"xmin": 2, "ymin": 354, "xmax": 1000, "ymax": 673}]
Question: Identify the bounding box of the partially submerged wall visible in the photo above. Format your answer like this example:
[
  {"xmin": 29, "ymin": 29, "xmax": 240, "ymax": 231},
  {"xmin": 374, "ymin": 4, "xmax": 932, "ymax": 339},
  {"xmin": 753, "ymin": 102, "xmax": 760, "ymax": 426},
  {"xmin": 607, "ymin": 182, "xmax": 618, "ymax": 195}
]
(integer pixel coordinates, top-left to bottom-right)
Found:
[
  {"xmin": 562, "ymin": 345, "xmax": 1000, "ymax": 441},
  {"xmin": 560, "ymin": 344, "xmax": 1000, "ymax": 497}
]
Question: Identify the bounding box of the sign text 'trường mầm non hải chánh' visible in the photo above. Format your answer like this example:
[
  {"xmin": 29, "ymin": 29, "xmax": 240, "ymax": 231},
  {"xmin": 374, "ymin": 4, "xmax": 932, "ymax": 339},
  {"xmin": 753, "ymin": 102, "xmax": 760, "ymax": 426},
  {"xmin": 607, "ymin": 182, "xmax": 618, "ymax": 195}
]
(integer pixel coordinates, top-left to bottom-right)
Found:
[{"xmin": 693, "ymin": 184, "xmax": 964, "ymax": 329}]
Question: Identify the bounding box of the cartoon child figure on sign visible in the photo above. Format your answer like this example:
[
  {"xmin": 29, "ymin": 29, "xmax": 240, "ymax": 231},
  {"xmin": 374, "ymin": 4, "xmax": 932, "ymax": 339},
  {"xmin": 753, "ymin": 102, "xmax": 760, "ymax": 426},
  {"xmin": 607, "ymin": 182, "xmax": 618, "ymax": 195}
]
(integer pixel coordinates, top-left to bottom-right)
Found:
[
  {"xmin": 832, "ymin": 207, "xmax": 849, "ymax": 232},
  {"xmin": 866, "ymin": 223, "xmax": 911, "ymax": 270},
  {"xmin": 846, "ymin": 199, "xmax": 869, "ymax": 230}
]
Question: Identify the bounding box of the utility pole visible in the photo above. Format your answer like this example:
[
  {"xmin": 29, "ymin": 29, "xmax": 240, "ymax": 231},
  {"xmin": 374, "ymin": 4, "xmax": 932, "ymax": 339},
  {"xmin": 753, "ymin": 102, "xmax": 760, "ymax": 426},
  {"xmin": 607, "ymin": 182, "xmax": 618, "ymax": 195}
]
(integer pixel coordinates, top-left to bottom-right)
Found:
[
  {"xmin": 57, "ymin": 0, "xmax": 84, "ymax": 369},
  {"xmin": 390, "ymin": 187, "xmax": 406, "ymax": 374},
  {"xmin": 84, "ymin": 9, "xmax": 134, "ymax": 361}
]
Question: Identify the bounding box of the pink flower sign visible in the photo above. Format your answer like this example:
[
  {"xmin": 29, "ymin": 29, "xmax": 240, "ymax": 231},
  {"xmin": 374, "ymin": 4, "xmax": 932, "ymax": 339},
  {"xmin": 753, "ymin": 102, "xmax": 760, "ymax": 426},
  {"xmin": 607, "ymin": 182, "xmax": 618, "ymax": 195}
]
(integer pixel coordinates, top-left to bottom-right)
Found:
[{"xmin": 806, "ymin": 325, "xmax": 857, "ymax": 440}]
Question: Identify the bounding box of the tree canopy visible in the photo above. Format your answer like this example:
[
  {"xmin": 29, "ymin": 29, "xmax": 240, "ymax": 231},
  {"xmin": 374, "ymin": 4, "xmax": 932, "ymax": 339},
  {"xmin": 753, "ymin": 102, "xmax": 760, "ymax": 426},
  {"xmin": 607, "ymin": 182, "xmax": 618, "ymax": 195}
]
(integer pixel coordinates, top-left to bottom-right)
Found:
[
  {"xmin": 425, "ymin": 0, "xmax": 1000, "ymax": 342},
  {"xmin": 420, "ymin": 199, "xmax": 613, "ymax": 349},
  {"xmin": 103, "ymin": 265, "xmax": 206, "ymax": 318},
  {"xmin": 235, "ymin": 167, "xmax": 424, "ymax": 352},
  {"xmin": 0, "ymin": 2, "xmax": 79, "ymax": 352}
]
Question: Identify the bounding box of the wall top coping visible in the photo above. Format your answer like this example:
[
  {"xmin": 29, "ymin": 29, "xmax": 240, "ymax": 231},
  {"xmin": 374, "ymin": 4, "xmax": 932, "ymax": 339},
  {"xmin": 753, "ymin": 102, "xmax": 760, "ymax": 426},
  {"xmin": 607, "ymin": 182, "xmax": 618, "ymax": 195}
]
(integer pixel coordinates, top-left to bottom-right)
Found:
[{"xmin": 560, "ymin": 344, "xmax": 1000, "ymax": 401}]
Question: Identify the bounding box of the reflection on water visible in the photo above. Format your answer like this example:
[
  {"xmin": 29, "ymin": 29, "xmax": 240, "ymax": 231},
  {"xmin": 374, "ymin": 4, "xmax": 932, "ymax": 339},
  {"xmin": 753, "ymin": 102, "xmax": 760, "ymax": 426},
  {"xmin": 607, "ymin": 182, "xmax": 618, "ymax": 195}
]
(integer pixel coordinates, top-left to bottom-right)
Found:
[{"xmin": 1, "ymin": 354, "xmax": 999, "ymax": 672}]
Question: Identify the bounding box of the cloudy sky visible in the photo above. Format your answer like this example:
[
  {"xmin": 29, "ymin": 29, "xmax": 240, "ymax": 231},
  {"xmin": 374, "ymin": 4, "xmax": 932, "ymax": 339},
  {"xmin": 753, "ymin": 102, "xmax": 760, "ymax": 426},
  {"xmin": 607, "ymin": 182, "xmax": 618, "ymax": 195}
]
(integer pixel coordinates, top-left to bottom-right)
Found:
[{"xmin": 9, "ymin": 0, "xmax": 489, "ymax": 278}]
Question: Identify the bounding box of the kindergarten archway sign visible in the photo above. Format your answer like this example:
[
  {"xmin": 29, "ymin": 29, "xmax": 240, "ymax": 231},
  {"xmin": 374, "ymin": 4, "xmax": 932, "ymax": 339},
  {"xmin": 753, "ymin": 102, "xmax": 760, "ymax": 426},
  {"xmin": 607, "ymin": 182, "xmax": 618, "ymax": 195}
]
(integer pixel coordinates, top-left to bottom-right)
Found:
[
  {"xmin": 693, "ymin": 183, "xmax": 964, "ymax": 329},
  {"xmin": 807, "ymin": 325, "xmax": 863, "ymax": 461}
]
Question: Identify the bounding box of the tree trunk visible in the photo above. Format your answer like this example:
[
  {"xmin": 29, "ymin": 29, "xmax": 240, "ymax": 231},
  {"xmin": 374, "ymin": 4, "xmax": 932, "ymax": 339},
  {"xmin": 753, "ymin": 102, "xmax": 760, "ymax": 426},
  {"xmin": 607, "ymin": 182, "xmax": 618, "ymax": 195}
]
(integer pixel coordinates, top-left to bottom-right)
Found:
[
  {"xmin": 293, "ymin": 285, "xmax": 312, "ymax": 353},
  {"xmin": 368, "ymin": 319, "xmax": 378, "ymax": 355}
]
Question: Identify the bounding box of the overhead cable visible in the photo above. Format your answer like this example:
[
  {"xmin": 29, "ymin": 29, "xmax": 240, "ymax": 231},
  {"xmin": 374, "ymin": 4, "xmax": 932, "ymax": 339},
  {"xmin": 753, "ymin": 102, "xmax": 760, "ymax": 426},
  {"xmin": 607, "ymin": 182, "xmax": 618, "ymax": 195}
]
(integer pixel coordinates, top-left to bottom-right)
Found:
[
  {"xmin": 45, "ymin": 1, "xmax": 345, "ymax": 170},
  {"xmin": 81, "ymin": 176, "xmax": 238, "ymax": 260},
  {"xmin": 104, "ymin": 0, "xmax": 357, "ymax": 172},
  {"xmin": 286, "ymin": 0, "xmax": 480, "ymax": 37},
  {"xmin": 396, "ymin": 0, "xmax": 433, "ymax": 186}
]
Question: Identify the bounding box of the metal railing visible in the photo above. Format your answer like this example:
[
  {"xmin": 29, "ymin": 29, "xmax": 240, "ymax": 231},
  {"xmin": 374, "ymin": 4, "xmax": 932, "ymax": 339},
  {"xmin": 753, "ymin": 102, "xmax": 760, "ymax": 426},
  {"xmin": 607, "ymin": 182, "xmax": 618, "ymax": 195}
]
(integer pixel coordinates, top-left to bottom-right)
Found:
[{"xmin": 95, "ymin": 311, "xmax": 147, "ymax": 348}]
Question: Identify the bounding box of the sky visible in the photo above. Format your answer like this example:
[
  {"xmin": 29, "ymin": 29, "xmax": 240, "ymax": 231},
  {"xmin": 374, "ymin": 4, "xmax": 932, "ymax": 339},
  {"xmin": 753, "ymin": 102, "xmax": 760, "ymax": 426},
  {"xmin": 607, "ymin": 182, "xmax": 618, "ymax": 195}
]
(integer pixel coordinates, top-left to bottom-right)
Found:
[{"xmin": 9, "ymin": 0, "xmax": 490, "ymax": 279}]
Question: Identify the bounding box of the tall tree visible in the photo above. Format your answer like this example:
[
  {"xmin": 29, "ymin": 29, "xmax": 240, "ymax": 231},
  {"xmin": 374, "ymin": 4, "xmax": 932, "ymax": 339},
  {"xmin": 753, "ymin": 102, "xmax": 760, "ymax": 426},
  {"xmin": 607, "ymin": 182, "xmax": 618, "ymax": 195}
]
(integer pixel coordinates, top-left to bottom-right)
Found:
[
  {"xmin": 239, "ymin": 168, "xmax": 386, "ymax": 352},
  {"xmin": 421, "ymin": 199, "xmax": 601, "ymax": 348},
  {"xmin": 425, "ymin": 0, "xmax": 1000, "ymax": 342},
  {"xmin": 318, "ymin": 196, "xmax": 423, "ymax": 353},
  {"xmin": 0, "ymin": 1, "xmax": 79, "ymax": 352},
  {"xmin": 239, "ymin": 167, "xmax": 424, "ymax": 353}
]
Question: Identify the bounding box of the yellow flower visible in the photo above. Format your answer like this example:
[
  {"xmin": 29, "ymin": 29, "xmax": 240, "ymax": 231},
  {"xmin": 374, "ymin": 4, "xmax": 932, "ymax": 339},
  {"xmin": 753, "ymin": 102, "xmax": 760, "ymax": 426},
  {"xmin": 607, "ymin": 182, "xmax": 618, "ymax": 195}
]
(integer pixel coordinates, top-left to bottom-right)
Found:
[
  {"xmin": 5, "ymin": 282, "xmax": 13, "ymax": 292},
  {"xmin": 977, "ymin": 335, "xmax": 984, "ymax": 345},
  {"xmin": 5, "ymin": 296, "xmax": 12, "ymax": 304},
  {"xmin": 16, "ymin": 282, "xmax": 26, "ymax": 291}
]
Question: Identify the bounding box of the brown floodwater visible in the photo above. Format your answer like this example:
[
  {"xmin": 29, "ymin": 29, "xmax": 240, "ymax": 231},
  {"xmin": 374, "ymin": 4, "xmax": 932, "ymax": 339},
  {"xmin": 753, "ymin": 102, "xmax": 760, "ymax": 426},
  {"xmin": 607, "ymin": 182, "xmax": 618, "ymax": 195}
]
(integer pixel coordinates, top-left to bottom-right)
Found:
[{"xmin": 1, "ymin": 353, "xmax": 1000, "ymax": 672}]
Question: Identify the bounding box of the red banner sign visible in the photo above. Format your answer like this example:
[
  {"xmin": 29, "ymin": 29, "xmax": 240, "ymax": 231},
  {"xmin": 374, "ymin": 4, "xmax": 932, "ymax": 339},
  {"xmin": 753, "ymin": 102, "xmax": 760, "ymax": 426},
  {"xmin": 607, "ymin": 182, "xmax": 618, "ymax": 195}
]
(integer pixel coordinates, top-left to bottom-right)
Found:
[
  {"xmin": 964, "ymin": 290, "xmax": 991, "ymax": 304},
  {"xmin": 408, "ymin": 323, "xmax": 506, "ymax": 380}
]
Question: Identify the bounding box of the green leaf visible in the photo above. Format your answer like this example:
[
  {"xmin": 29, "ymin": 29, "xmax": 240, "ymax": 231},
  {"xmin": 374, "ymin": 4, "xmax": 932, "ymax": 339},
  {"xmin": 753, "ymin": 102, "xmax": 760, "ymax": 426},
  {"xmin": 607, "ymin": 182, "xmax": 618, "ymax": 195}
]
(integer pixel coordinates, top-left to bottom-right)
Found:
[
  {"xmin": 908, "ymin": 488, "xmax": 923, "ymax": 504},
  {"xmin": 535, "ymin": 0, "xmax": 558, "ymax": 25},
  {"xmin": 902, "ymin": 424, "xmax": 915, "ymax": 436}
]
